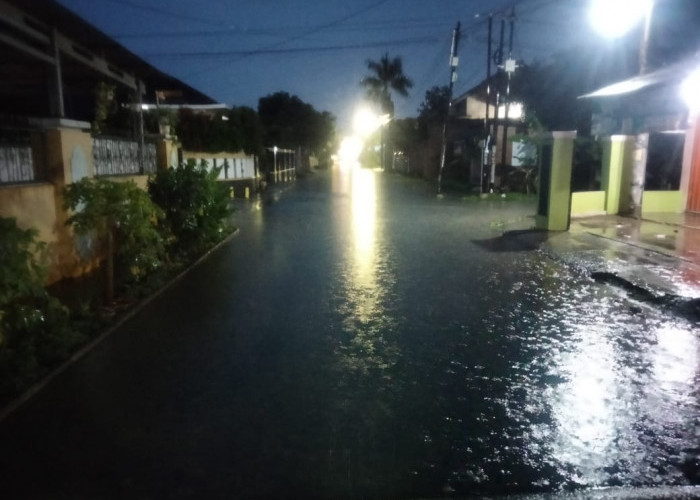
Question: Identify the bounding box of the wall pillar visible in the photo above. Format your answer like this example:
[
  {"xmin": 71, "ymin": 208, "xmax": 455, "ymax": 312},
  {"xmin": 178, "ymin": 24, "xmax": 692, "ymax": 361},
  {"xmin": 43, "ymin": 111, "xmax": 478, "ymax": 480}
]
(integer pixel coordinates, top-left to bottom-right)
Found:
[
  {"xmin": 535, "ymin": 131, "xmax": 576, "ymax": 231},
  {"xmin": 41, "ymin": 119, "xmax": 98, "ymax": 282},
  {"xmin": 602, "ymin": 135, "xmax": 634, "ymax": 215},
  {"xmin": 682, "ymin": 115, "xmax": 700, "ymax": 212},
  {"xmin": 156, "ymin": 138, "xmax": 178, "ymax": 172}
]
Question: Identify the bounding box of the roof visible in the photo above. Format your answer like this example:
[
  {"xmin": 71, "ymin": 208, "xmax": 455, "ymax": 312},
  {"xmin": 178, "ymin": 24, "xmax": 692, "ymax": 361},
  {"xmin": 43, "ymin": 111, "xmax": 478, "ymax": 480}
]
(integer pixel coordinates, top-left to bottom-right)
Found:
[
  {"xmin": 0, "ymin": 0, "xmax": 217, "ymax": 117},
  {"xmin": 453, "ymin": 72, "xmax": 507, "ymax": 104},
  {"xmin": 580, "ymin": 53, "xmax": 700, "ymax": 98}
]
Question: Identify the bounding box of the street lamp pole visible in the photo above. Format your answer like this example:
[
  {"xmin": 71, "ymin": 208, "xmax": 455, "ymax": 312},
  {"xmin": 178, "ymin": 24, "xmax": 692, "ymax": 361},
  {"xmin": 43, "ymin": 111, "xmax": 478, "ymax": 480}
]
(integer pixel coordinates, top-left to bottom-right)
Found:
[
  {"xmin": 273, "ymin": 146, "xmax": 278, "ymax": 183},
  {"xmin": 638, "ymin": 1, "xmax": 655, "ymax": 74}
]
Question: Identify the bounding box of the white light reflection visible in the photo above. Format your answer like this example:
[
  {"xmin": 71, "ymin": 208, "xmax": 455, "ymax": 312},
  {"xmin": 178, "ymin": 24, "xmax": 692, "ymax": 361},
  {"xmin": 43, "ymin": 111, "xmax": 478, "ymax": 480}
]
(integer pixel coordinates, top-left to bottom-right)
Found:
[
  {"xmin": 653, "ymin": 325, "xmax": 698, "ymax": 390},
  {"xmin": 552, "ymin": 326, "xmax": 618, "ymax": 483}
]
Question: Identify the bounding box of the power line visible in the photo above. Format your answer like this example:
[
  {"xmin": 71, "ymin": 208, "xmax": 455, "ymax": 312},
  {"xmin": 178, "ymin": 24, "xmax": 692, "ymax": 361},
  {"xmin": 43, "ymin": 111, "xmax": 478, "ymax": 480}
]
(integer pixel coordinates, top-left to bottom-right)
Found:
[
  {"xmin": 94, "ymin": 0, "xmax": 230, "ymax": 28},
  {"xmin": 142, "ymin": 36, "xmax": 439, "ymax": 58},
  {"xmin": 110, "ymin": 20, "xmax": 453, "ymax": 40},
  {"xmin": 180, "ymin": 0, "xmax": 398, "ymax": 77}
]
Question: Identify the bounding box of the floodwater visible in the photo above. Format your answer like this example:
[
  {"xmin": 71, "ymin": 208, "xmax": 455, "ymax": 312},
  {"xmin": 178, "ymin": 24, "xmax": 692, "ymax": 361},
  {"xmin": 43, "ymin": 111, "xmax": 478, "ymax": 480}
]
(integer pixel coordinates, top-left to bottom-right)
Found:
[{"xmin": 0, "ymin": 167, "xmax": 697, "ymax": 499}]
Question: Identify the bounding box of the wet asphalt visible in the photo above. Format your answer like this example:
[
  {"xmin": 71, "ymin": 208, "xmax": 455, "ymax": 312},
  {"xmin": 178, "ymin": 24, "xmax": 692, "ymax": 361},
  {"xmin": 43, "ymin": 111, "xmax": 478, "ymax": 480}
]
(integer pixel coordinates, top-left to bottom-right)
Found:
[{"xmin": 0, "ymin": 168, "xmax": 697, "ymax": 500}]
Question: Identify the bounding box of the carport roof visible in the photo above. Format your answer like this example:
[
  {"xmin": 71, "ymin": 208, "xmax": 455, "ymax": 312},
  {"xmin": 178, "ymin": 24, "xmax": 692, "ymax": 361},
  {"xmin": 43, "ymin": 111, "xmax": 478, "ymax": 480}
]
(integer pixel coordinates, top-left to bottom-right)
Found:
[{"xmin": 579, "ymin": 54, "xmax": 700, "ymax": 99}]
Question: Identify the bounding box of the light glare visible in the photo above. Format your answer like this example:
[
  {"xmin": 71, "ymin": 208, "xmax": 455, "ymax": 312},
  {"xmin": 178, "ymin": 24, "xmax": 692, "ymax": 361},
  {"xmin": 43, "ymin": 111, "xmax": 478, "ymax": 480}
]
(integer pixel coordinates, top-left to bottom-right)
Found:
[
  {"xmin": 589, "ymin": 0, "xmax": 652, "ymax": 38},
  {"xmin": 681, "ymin": 68, "xmax": 700, "ymax": 114},
  {"xmin": 352, "ymin": 107, "xmax": 390, "ymax": 138},
  {"xmin": 338, "ymin": 136, "xmax": 363, "ymax": 165}
]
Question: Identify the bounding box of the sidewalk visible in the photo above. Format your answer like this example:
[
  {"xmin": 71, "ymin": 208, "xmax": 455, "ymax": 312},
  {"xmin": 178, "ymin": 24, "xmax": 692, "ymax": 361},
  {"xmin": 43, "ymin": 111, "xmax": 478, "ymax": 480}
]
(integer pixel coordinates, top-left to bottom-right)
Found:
[{"xmin": 534, "ymin": 212, "xmax": 700, "ymax": 320}]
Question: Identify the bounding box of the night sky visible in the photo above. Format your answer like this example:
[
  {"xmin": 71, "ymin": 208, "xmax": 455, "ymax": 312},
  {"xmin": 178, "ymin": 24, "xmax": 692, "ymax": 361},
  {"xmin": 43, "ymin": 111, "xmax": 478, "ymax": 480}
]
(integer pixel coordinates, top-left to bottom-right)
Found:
[{"xmin": 54, "ymin": 0, "xmax": 698, "ymax": 131}]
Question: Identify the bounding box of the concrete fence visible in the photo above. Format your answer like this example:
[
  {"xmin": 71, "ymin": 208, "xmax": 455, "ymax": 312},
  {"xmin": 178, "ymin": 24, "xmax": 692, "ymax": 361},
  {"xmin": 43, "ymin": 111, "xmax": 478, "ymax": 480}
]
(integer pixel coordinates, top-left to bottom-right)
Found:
[
  {"xmin": 536, "ymin": 128, "xmax": 694, "ymax": 231},
  {"xmin": 0, "ymin": 120, "xmax": 174, "ymax": 284}
]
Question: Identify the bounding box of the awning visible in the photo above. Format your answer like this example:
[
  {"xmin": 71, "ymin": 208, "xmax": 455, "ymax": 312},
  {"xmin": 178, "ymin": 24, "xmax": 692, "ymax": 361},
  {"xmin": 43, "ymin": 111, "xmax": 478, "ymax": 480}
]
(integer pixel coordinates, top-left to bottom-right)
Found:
[{"xmin": 579, "ymin": 54, "xmax": 700, "ymax": 98}]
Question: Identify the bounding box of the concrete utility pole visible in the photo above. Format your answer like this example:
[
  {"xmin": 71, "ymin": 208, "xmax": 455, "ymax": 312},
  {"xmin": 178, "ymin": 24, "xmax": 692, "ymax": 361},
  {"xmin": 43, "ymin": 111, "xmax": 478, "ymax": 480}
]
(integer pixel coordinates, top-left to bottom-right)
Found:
[
  {"xmin": 437, "ymin": 21, "xmax": 461, "ymax": 194},
  {"xmin": 489, "ymin": 18, "xmax": 506, "ymax": 192},
  {"xmin": 500, "ymin": 9, "xmax": 516, "ymax": 167},
  {"xmin": 482, "ymin": 15, "xmax": 493, "ymax": 194}
]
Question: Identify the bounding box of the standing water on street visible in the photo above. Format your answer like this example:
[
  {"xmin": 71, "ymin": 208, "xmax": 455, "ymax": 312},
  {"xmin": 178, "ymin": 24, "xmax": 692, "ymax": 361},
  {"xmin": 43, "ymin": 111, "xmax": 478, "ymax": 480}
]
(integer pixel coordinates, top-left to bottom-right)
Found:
[{"xmin": 0, "ymin": 168, "xmax": 697, "ymax": 499}]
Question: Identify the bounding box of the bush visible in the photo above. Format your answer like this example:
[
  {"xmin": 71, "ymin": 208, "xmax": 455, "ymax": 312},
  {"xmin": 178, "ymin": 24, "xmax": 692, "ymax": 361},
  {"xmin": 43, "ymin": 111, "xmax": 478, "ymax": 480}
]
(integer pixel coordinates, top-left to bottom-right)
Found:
[
  {"xmin": 0, "ymin": 217, "xmax": 75, "ymax": 401},
  {"xmin": 148, "ymin": 160, "xmax": 232, "ymax": 256},
  {"xmin": 64, "ymin": 179, "xmax": 167, "ymax": 303}
]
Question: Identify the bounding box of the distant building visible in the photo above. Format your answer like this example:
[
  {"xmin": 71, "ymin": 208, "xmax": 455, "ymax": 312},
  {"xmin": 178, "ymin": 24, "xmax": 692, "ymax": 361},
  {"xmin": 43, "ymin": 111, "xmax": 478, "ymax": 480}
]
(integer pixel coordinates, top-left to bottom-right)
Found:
[{"xmin": 451, "ymin": 75, "xmax": 527, "ymax": 188}]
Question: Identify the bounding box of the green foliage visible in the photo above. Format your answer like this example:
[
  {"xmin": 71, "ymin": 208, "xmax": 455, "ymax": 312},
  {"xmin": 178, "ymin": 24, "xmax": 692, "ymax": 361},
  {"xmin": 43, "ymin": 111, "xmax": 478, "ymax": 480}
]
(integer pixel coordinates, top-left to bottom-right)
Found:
[
  {"xmin": 572, "ymin": 137, "xmax": 603, "ymax": 192},
  {"xmin": 92, "ymin": 81, "xmax": 117, "ymax": 135},
  {"xmin": 361, "ymin": 53, "xmax": 413, "ymax": 116},
  {"xmin": 0, "ymin": 217, "xmax": 47, "ymax": 309},
  {"xmin": 417, "ymin": 85, "xmax": 450, "ymax": 127},
  {"xmin": 148, "ymin": 160, "xmax": 232, "ymax": 255},
  {"xmin": 63, "ymin": 178, "xmax": 166, "ymax": 282},
  {"xmin": 0, "ymin": 217, "xmax": 77, "ymax": 401},
  {"xmin": 258, "ymin": 92, "xmax": 336, "ymax": 157},
  {"xmin": 177, "ymin": 107, "xmax": 264, "ymax": 155}
]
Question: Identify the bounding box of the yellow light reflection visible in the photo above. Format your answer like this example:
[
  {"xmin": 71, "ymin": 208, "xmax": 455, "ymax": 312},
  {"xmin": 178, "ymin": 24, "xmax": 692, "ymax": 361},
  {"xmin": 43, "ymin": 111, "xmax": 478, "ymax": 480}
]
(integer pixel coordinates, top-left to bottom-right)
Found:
[{"xmin": 351, "ymin": 167, "xmax": 377, "ymax": 290}]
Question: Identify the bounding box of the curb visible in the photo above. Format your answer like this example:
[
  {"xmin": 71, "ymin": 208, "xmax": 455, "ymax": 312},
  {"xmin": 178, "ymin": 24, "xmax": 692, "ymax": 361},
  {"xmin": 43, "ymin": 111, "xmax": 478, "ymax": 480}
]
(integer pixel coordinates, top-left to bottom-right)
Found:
[
  {"xmin": 539, "ymin": 232, "xmax": 700, "ymax": 322},
  {"xmin": 0, "ymin": 228, "xmax": 240, "ymax": 424}
]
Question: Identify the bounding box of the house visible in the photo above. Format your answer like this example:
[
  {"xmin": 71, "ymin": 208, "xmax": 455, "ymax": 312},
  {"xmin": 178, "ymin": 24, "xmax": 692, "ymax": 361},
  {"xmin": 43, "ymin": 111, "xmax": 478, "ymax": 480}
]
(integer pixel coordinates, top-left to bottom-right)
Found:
[
  {"xmin": 580, "ymin": 53, "xmax": 700, "ymax": 215},
  {"xmin": 451, "ymin": 74, "xmax": 526, "ymax": 189},
  {"xmin": 0, "ymin": 0, "xmax": 220, "ymax": 283}
]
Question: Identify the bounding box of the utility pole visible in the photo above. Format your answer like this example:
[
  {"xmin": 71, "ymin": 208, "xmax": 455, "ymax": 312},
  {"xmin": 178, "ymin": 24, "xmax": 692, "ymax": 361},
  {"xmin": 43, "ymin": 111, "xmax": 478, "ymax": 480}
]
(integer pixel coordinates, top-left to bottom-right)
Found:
[
  {"xmin": 437, "ymin": 21, "xmax": 461, "ymax": 194},
  {"xmin": 481, "ymin": 15, "xmax": 493, "ymax": 194},
  {"xmin": 489, "ymin": 18, "xmax": 506, "ymax": 192},
  {"xmin": 501, "ymin": 8, "xmax": 516, "ymax": 167}
]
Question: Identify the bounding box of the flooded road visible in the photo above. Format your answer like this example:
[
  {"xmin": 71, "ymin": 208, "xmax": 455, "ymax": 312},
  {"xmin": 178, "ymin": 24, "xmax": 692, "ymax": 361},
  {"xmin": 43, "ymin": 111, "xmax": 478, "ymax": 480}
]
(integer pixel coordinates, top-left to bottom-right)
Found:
[{"xmin": 0, "ymin": 168, "xmax": 697, "ymax": 499}]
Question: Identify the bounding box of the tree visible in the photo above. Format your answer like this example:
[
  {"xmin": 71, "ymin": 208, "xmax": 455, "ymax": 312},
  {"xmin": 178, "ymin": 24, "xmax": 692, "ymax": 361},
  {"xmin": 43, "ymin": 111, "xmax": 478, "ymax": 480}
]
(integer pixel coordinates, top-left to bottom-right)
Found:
[
  {"xmin": 228, "ymin": 106, "xmax": 264, "ymax": 157},
  {"xmin": 148, "ymin": 160, "xmax": 232, "ymax": 256},
  {"xmin": 417, "ymin": 85, "xmax": 450, "ymax": 138},
  {"xmin": 63, "ymin": 179, "xmax": 165, "ymax": 303},
  {"xmin": 511, "ymin": 43, "xmax": 632, "ymax": 133},
  {"xmin": 360, "ymin": 53, "xmax": 413, "ymax": 116},
  {"xmin": 176, "ymin": 107, "xmax": 264, "ymax": 154},
  {"xmin": 360, "ymin": 53, "xmax": 413, "ymax": 170},
  {"xmin": 257, "ymin": 92, "xmax": 336, "ymax": 158}
]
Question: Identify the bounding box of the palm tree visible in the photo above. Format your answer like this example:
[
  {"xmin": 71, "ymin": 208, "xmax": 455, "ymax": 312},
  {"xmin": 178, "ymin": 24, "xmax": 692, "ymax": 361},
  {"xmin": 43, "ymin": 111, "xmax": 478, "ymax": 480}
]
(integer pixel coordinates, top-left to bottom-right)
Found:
[
  {"xmin": 361, "ymin": 53, "xmax": 413, "ymax": 116},
  {"xmin": 361, "ymin": 53, "xmax": 413, "ymax": 169}
]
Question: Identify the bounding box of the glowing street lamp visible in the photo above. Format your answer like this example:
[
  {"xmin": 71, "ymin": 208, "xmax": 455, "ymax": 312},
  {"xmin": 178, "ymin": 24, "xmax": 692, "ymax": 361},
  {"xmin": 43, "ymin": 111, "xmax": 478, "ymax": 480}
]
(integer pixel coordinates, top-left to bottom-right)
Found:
[
  {"xmin": 681, "ymin": 68, "xmax": 700, "ymax": 115},
  {"xmin": 589, "ymin": 0, "xmax": 654, "ymax": 74},
  {"xmin": 352, "ymin": 107, "xmax": 390, "ymax": 138},
  {"xmin": 273, "ymin": 145, "xmax": 278, "ymax": 182}
]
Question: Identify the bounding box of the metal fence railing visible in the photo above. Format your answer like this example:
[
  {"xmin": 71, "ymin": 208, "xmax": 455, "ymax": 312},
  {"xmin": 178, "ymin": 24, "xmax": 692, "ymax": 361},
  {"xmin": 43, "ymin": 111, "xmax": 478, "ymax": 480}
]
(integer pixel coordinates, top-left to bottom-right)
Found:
[
  {"xmin": 0, "ymin": 144, "xmax": 35, "ymax": 184},
  {"xmin": 0, "ymin": 126, "xmax": 36, "ymax": 184},
  {"xmin": 93, "ymin": 136, "xmax": 156, "ymax": 177}
]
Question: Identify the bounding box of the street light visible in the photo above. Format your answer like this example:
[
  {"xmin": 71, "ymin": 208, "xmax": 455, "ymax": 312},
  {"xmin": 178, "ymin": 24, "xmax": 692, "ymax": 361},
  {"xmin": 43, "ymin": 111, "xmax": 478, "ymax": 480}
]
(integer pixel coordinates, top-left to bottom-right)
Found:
[
  {"xmin": 589, "ymin": 0, "xmax": 654, "ymax": 74},
  {"xmin": 681, "ymin": 68, "xmax": 700, "ymax": 115},
  {"xmin": 353, "ymin": 107, "xmax": 389, "ymax": 138},
  {"xmin": 273, "ymin": 145, "xmax": 278, "ymax": 183}
]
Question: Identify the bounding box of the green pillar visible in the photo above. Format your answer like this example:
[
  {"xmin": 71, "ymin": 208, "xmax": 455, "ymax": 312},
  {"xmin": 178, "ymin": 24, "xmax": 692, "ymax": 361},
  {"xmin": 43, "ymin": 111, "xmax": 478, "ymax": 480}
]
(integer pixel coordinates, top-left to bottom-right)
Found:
[
  {"xmin": 601, "ymin": 135, "xmax": 634, "ymax": 215},
  {"xmin": 535, "ymin": 131, "xmax": 576, "ymax": 231}
]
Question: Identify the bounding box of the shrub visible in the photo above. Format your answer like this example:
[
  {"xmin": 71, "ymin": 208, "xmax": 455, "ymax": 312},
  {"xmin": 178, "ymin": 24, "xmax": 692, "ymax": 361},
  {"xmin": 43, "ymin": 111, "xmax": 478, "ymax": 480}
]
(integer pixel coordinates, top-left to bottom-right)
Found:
[
  {"xmin": 0, "ymin": 217, "xmax": 74, "ymax": 400},
  {"xmin": 64, "ymin": 178, "xmax": 166, "ymax": 301},
  {"xmin": 148, "ymin": 160, "xmax": 232, "ymax": 256}
]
